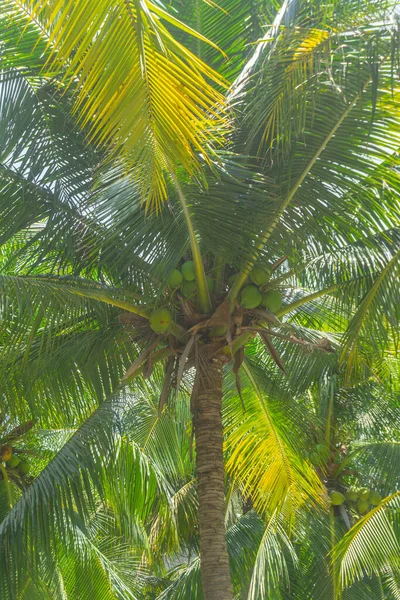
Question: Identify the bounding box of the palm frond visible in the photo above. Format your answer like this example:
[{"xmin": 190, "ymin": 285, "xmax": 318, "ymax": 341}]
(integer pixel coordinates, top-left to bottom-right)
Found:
[
  {"xmin": 157, "ymin": 558, "xmax": 203, "ymax": 599},
  {"xmin": 333, "ymin": 491, "xmax": 400, "ymax": 594},
  {"xmin": 166, "ymin": 0, "xmax": 268, "ymax": 82},
  {"xmin": 338, "ymin": 442, "xmax": 400, "ymax": 495},
  {"xmin": 224, "ymin": 360, "xmax": 325, "ymax": 519},
  {"xmin": 0, "ymin": 389, "xmax": 164, "ymax": 599},
  {"xmin": 230, "ymin": 14, "xmax": 400, "ymax": 294},
  {"xmin": 340, "ymin": 249, "xmax": 400, "ymax": 380},
  {"xmin": 0, "ymin": 274, "xmax": 149, "ymax": 418},
  {"xmin": 13, "ymin": 0, "xmax": 227, "ymax": 211},
  {"xmin": 246, "ymin": 510, "xmax": 297, "ymax": 599}
]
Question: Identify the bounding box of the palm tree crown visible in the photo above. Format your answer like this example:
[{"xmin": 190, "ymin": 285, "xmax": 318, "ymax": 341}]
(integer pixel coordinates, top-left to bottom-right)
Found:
[{"xmin": 1, "ymin": 0, "xmax": 400, "ymax": 598}]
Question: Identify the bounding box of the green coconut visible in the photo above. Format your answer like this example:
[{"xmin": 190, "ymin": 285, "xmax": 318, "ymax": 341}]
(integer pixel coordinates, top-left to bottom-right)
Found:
[
  {"xmin": 330, "ymin": 491, "xmax": 345, "ymax": 506},
  {"xmin": 0, "ymin": 445, "xmax": 12, "ymax": 462},
  {"xmin": 369, "ymin": 491, "xmax": 382, "ymax": 506},
  {"xmin": 345, "ymin": 487, "xmax": 359, "ymax": 502},
  {"xmin": 310, "ymin": 444, "xmax": 328, "ymax": 465},
  {"xmin": 239, "ymin": 285, "xmax": 262, "ymax": 309},
  {"xmin": 316, "ymin": 444, "xmax": 330, "ymax": 459},
  {"xmin": 316, "ymin": 443, "xmax": 328, "ymax": 455},
  {"xmin": 358, "ymin": 487, "xmax": 370, "ymax": 501},
  {"xmin": 18, "ymin": 460, "xmax": 30, "ymax": 476},
  {"xmin": 249, "ymin": 265, "xmax": 271, "ymax": 286},
  {"xmin": 357, "ymin": 498, "xmax": 369, "ymax": 513},
  {"xmin": 261, "ymin": 290, "xmax": 283, "ymax": 313},
  {"xmin": 181, "ymin": 280, "xmax": 197, "ymax": 299},
  {"xmin": 209, "ymin": 325, "xmax": 228, "ymax": 337},
  {"xmin": 149, "ymin": 308, "xmax": 172, "ymax": 334},
  {"xmin": 181, "ymin": 261, "xmax": 195, "ymax": 281},
  {"xmin": 168, "ymin": 269, "xmax": 183, "ymax": 289},
  {"xmin": 206, "ymin": 276, "xmax": 215, "ymax": 293},
  {"xmin": 6, "ymin": 454, "xmax": 20, "ymax": 468}
]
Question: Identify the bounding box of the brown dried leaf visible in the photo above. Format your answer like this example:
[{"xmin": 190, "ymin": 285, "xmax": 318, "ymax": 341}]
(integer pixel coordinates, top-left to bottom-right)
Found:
[
  {"xmin": 189, "ymin": 426, "xmax": 195, "ymax": 463},
  {"xmin": 142, "ymin": 356, "xmax": 154, "ymax": 380},
  {"xmin": 176, "ymin": 336, "xmax": 195, "ymax": 390},
  {"xmin": 259, "ymin": 332, "xmax": 286, "ymax": 373},
  {"xmin": 190, "ymin": 376, "xmax": 199, "ymax": 415},
  {"xmin": 1, "ymin": 421, "xmax": 35, "ymax": 442},
  {"xmin": 208, "ymin": 297, "xmax": 231, "ymax": 328},
  {"xmin": 251, "ymin": 308, "xmax": 282, "ymax": 326},
  {"xmin": 158, "ymin": 356, "xmax": 175, "ymax": 416},
  {"xmin": 233, "ymin": 347, "xmax": 246, "ymax": 412},
  {"xmin": 119, "ymin": 312, "xmax": 146, "ymax": 326},
  {"xmin": 121, "ymin": 340, "xmax": 159, "ymax": 382},
  {"xmin": 271, "ymin": 256, "xmax": 287, "ymax": 271},
  {"xmin": 315, "ymin": 337, "xmax": 335, "ymax": 353},
  {"xmin": 179, "ymin": 297, "xmax": 203, "ymax": 327}
]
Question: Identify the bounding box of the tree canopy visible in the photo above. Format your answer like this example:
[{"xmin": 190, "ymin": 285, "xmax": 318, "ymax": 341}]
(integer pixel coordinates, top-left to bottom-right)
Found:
[{"xmin": 1, "ymin": 0, "xmax": 400, "ymax": 598}]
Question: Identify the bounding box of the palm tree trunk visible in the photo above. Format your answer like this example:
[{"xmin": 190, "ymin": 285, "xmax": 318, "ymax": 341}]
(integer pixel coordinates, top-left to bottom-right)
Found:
[{"xmin": 193, "ymin": 358, "xmax": 232, "ymax": 600}]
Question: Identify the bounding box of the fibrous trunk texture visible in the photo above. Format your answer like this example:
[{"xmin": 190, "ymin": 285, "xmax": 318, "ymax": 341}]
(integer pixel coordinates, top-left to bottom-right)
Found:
[{"xmin": 193, "ymin": 359, "xmax": 233, "ymax": 600}]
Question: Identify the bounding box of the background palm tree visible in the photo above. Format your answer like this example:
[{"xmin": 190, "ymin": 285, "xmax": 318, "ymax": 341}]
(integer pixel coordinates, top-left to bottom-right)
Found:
[{"xmin": 1, "ymin": 0, "xmax": 400, "ymax": 598}]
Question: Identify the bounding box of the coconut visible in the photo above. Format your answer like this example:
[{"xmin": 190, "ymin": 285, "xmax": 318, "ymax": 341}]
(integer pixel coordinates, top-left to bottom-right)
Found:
[
  {"xmin": 357, "ymin": 498, "xmax": 369, "ymax": 513},
  {"xmin": 330, "ymin": 491, "xmax": 345, "ymax": 506},
  {"xmin": 149, "ymin": 308, "xmax": 172, "ymax": 334},
  {"xmin": 209, "ymin": 325, "xmax": 228, "ymax": 337},
  {"xmin": 261, "ymin": 290, "xmax": 283, "ymax": 313},
  {"xmin": 249, "ymin": 265, "xmax": 271, "ymax": 286},
  {"xmin": 310, "ymin": 444, "xmax": 329, "ymax": 465},
  {"xmin": 358, "ymin": 487, "xmax": 370, "ymax": 501},
  {"xmin": 168, "ymin": 269, "xmax": 183, "ymax": 289},
  {"xmin": 0, "ymin": 445, "xmax": 12, "ymax": 462},
  {"xmin": 316, "ymin": 444, "xmax": 330, "ymax": 460},
  {"xmin": 181, "ymin": 280, "xmax": 197, "ymax": 299},
  {"xmin": 181, "ymin": 261, "xmax": 195, "ymax": 281},
  {"xmin": 18, "ymin": 460, "xmax": 30, "ymax": 476},
  {"xmin": 206, "ymin": 276, "xmax": 215, "ymax": 293},
  {"xmin": 316, "ymin": 443, "xmax": 328, "ymax": 455},
  {"xmin": 369, "ymin": 491, "xmax": 382, "ymax": 506},
  {"xmin": 239, "ymin": 285, "xmax": 262, "ymax": 309},
  {"xmin": 6, "ymin": 454, "xmax": 20, "ymax": 468},
  {"xmin": 345, "ymin": 487, "xmax": 359, "ymax": 502}
]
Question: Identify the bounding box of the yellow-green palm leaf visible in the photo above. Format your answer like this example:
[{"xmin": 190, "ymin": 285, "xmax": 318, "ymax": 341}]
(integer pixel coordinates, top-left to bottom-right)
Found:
[
  {"xmin": 15, "ymin": 0, "xmax": 226, "ymax": 211},
  {"xmin": 224, "ymin": 362, "xmax": 325, "ymax": 520}
]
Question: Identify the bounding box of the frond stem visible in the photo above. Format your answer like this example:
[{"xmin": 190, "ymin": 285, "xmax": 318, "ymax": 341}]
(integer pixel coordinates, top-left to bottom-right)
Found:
[
  {"xmin": 170, "ymin": 172, "xmax": 212, "ymax": 313},
  {"xmin": 276, "ymin": 283, "xmax": 339, "ymax": 317}
]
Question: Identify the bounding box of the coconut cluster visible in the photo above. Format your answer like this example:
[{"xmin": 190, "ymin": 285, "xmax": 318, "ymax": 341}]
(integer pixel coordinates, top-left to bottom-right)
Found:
[
  {"xmin": 329, "ymin": 486, "xmax": 382, "ymax": 514},
  {"xmin": 309, "ymin": 444, "xmax": 383, "ymax": 516},
  {"xmin": 236, "ymin": 266, "xmax": 282, "ymax": 312},
  {"xmin": 168, "ymin": 260, "xmax": 217, "ymax": 300},
  {"xmin": 148, "ymin": 260, "xmax": 201, "ymax": 334},
  {"xmin": 0, "ymin": 444, "xmax": 30, "ymax": 476},
  {"xmin": 148, "ymin": 261, "xmax": 283, "ymax": 335}
]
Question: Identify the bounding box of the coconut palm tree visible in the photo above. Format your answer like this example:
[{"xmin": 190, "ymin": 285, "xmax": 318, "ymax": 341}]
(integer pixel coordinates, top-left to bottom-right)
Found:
[
  {"xmin": 277, "ymin": 369, "xmax": 400, "ymax": 599},
  {"xmin": 148, "ymin": 359, "xmax": 400, "ymax": 599},
  {"xmin": 1, "ymin": 0, "xmax": 400, "ymax": 598}
]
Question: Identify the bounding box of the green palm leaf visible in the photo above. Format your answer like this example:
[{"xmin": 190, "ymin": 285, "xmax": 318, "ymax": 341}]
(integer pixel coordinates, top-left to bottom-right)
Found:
[{"xmin": 333, "ymin": 492, "xmax": 400, "ymax": 595}]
